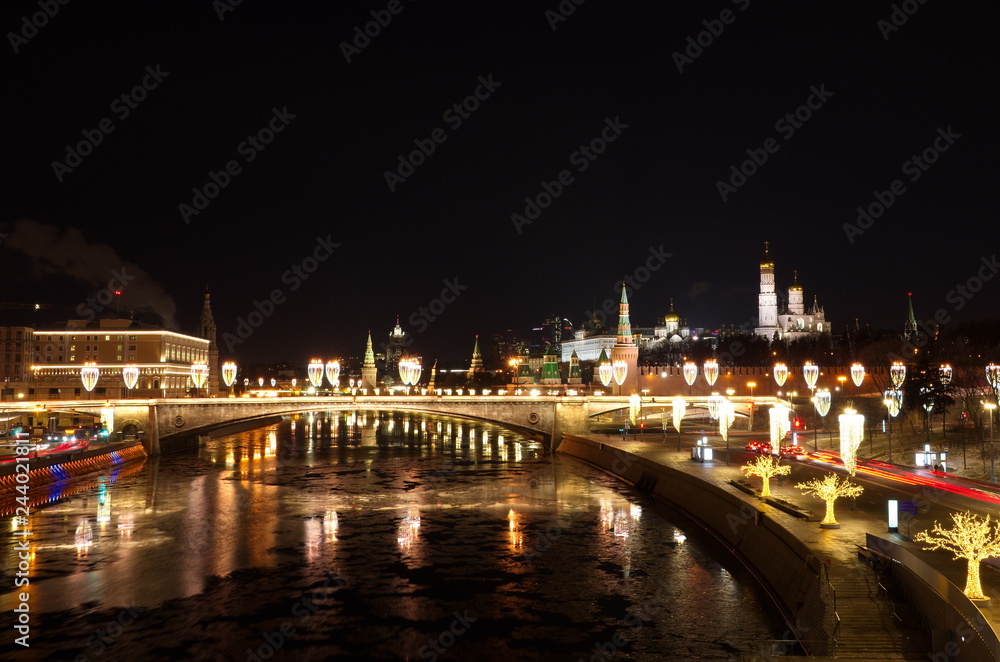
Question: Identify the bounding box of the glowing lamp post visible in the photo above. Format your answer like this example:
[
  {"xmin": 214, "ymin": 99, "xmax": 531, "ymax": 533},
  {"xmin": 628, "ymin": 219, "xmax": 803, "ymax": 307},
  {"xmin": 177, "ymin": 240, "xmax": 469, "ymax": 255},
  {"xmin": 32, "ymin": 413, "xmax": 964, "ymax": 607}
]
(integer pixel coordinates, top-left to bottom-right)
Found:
[
  {"xmin": 612, "ymin": 360, "xmax": 628, "ymax": 394},
  {"xmin": 940, "ymin": 363, "xmax": 953, "ymax": 439},
  {"xmin": 747, "ymin": 381, "xmax": 757, "ymax": 431},
  {"xmin": 839, "ymin": 409, "xmax": 865, "ymax": 476},
  {"xmin": 121, "ymin": 365, "xmax": 139, "ymax": 399},
  {"xmin": 803, "ymin": 362, "xmax": 819, "ymax": 391},
  {"xmin": 769, "ymin": 405, "xmax": 790, "ymax": 454},
  {"xmin": 191, "ymin": 363, "xmax": 209, "ymax": 397},
  {"xmin": 707, "ymin": 393, "xmax": 723, "ymax": 420},
  {"xmin": 308, "ymin": 360, "xmax": 324, "ymax": 389},
  {"xmin": 890, "ymin": 361, "xmax": 907, "ymax": 389},
  {"xmin": 326, "ymin": 361, "xmax": 341, "ymax": 389},
  {"xmin": 850, "ymin": 363, "xmax": 865, "ymax": 388},
  {"xmin": 773, "ymin": 363, "xmax": 788, "ymax": 388},
  {"xmin": 672, "ymin": 396, "xmax": 686, "ymax": 450},
  {"xmin": 81, "ymin": 363, "xmax": 99, "ymax": 396},
  {"xmin": 682, "ymin": 362, "xmax": 697, "ymax": 395},
  {"xmin": 813, "ymin": 388, "xmax": 831, "ymax": 452},
  {"xmin": 222, "ymin": 362, "xmax": 237, "ymax": 396},
  {"xmin": 884, "ymin": 389, "xmax": 903, "ymax": 464},
  {"xmin": 703, "ymin": 360, "xmax": 719, "ymax": 388},
  {"xmin": 719, "ymin": 399, "xmax": 736, "ymax": 464},
  {"xmin": 598, "ymin": 361, "xmax": 614, "ymax": 388}
]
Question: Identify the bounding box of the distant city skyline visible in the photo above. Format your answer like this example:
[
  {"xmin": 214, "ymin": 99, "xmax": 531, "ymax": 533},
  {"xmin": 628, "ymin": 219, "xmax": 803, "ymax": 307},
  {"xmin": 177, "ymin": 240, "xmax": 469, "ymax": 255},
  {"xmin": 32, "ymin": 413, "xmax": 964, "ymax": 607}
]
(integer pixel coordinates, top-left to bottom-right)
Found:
[{"xmin": 2, "ymin": 2, "xmax": 996, "ymax": 363}]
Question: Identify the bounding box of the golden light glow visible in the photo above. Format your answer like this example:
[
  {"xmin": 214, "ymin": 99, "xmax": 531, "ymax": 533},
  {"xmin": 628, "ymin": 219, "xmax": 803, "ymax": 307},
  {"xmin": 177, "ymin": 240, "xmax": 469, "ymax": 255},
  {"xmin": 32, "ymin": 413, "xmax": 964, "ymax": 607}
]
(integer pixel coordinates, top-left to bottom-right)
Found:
[
  {"xmin": 914, "ymin": 511, "xmax": 1000, "ymax": 600},
  {"xmin": 773, "ymin": 363, "xmax": 788, "ymax": 387},
  {"xmin": 838, "ymin": 409, "xmax": 865, "ymax": 475},
  {"xmin": 795, "ymin": 473, "xmax": 863, "ymax": 526},
  {"xmin": 803, "ymin": 362, "xmax": 819, "ymax": 390},
  {"xmin": 703, "ymin": 360, "xmax": 719, "ymax": 387},
  {"xmin": 850, "ymin": 363, "xmax": 865, "ymax": 387},
  {"xmin": 682, "ymin": 362, "xmax": 698, "ymax": 387},
  {"xmin": 741, "ymin": 455, "xmax": 791, "ymax": 498},
  {"xmin": 672, "ymin": 396, "xmax": 686, "ymax": 433}
]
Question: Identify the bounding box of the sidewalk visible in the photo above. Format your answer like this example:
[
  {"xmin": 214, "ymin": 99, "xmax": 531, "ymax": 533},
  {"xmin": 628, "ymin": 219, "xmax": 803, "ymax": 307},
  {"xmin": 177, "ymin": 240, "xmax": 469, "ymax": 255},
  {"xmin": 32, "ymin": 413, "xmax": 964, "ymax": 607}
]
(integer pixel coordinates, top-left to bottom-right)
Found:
[{"xmin": 571, "ymin": 434, "xmax": 1000, "ymax": 660}]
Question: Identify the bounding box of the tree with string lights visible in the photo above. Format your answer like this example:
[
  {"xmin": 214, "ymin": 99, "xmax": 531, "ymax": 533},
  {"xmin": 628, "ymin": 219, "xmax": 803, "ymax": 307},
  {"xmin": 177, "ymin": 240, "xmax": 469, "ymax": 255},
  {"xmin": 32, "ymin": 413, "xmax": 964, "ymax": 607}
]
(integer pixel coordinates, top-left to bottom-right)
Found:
[
  {"xmin": 914, "ymin": 511, "xmax": 1000, "ymax": 601},
  {"xmin": 794, "ymin": 473, "xmax": 863, "ymax": 528},
  {"xmin": 741, "ymin": 455, "xmax": 791, "ymax": 498}
]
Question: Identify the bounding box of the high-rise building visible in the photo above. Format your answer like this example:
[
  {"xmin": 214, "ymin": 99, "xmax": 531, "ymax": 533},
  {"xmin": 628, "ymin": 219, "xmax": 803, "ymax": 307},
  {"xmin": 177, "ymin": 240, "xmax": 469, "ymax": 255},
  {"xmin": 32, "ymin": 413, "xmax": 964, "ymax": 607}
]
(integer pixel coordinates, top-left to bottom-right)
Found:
[{"xmin": 385, "ymin": 315, "xmax": 408, "ymax": 372}]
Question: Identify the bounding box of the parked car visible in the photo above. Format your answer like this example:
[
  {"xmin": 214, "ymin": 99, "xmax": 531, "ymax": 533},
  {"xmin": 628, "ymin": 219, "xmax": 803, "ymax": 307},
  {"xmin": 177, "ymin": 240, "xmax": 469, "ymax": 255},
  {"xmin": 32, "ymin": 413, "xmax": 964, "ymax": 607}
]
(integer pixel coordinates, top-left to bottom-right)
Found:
[{"xmin": 746, "ymin": 440, "xmax": 772, "ymax": 454}]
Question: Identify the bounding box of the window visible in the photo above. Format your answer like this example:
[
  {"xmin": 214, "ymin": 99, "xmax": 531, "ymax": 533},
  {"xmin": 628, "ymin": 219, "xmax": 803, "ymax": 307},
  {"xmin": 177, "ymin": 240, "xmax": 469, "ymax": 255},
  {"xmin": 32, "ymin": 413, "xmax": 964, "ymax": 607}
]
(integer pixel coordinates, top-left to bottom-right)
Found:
[
  {"xmin": 129, "ymin": 335, "xmax": 136, "ymax": 341},
  {"xmin": 117, "ymin": 335, "xmax": 123, "ymax": 341},
  {"xmin": 105, "ymin": 335, "xmax": 111, "ymax": 341},
  {"xmin": 117, "ymin": 355, "xmax": 123, "ymax": 361},
  {"xmin": 128, "ymin": 345, "xmax": 136, "ymax": 351},
  {"xmin": 70, "ymin": 345, "xmax": 76, "ymax": 351}
]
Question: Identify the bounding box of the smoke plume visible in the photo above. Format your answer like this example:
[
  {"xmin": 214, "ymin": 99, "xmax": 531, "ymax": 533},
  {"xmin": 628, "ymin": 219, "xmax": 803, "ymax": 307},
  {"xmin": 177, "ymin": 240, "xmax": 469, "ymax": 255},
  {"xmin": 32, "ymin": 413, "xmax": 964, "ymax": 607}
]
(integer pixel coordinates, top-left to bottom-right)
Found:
[{"xmin": 3, "ymin": 219, "xmax": 178, "ymax": 329}]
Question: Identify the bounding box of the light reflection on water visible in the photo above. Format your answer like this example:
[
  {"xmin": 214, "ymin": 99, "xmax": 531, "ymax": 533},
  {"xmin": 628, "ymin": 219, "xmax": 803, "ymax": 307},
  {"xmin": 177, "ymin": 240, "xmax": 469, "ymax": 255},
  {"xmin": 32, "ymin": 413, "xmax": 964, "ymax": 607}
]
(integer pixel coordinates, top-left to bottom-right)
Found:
[{"xmin": 0, "ymin": 410, "xmax": 783, "ymax": 660}]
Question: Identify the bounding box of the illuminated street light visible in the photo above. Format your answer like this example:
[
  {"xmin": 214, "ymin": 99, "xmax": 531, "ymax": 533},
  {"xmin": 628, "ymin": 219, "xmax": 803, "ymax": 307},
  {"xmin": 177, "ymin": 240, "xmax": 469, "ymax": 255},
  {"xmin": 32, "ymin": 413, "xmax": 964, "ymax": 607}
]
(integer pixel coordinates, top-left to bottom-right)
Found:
[
  {"xmin": 839, "ymin": 409, "xmax": 865, "ymax": 476},
  {"xmin": 803, "ymin": 362, "xmax": 819, "ymax": 391},
  {"xmin": 747, "ymin": 380, "xmax": 757, "ymax": 431},
  {"xmin": 703, "ymin": 360, "xmax": 719, "ymax": 387},
  {"xmin": 122, "ymin": 365, "xmax": 139, "ymax": 395},
  {"xmin": 885, "ymin": 388, "xmax": 903, "ymax": 464},
  {"xmin": 308, "ymin": 360, "xmax": 324, "ymax": 389},
  {"xmin": 222, "ymin": 362, "xmax": 237, "ymax": 396},
  {"xmin": 812, "ymin": 388, "xmax": 831, "ymax": 452},
  {"xmin": 326, "ymin": 360, "xmax": 341, "ymax": 388},
  {"xmin": 191, "ymin": 363, "xmax": 209, "ymax": 398},
  {"xmin": 682, "ymin": 361, "xmax": 697, "ymax": 396},
  {"xmin": 987, "ymin": 365, "xmax": 1000, "ymax": 392},
  {"xmin": 850, "ymin": 363, "xmax": 865, "ymax": 388},
  {"xmin": 773, "ymin": 363, "xmax": 788, "ymax": 388},
  {"xmin": 598, "ymin": 362, "xmax": 613, "ymax": 388},
  {"xmin": 769, "ymin": 405, "xmax": 790, "ymax": 453},
  {"xmin": 672, "ymin": 396, "xmax": 686, "ymax": 434},
  {"xmin": 613, "ymin": 360, "xmax": 628, "ymax": 387},
  {"xmin": 890, "ymin": 361, "xmax": 907, "ymax": 389},
  {"xmin": 707, "ymin": 393, "xmax": 723, "ymax": 420},
  {"xmin": 81, "ymin": 363, "xmax": 99, "ymax": 393}
]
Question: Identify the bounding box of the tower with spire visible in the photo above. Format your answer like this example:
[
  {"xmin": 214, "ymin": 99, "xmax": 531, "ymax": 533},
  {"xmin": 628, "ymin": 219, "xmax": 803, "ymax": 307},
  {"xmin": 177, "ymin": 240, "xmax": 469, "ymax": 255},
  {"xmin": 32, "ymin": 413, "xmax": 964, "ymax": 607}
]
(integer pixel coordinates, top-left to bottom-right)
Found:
[
  {"xmin": 568, "ymin": 349, "xmax": 582, "ymax": 385},
  {"xmin": 755, "ymin": 242, "xmax": 831, "ymax": 340},
  {"xmin": 362, "ymin": 331, "xmax": 377, "ymax": 390},
  {"xmin": 610, "ymin": 280, "xmax": 639, "ymax": 394},
  {"xmin": 198, "ymin": 286, "xmax": 219, "ymax": 395},
  {"xmin": 755, "ymin": 241, "xmax": 780, "ymax": 338},
  {"xmin": 903, "ymin": 292, "xmax": 918, "ymax": 340},
  {"xmin": 467, "ymin": 335, "xmax": 484, "ymax": 380}
]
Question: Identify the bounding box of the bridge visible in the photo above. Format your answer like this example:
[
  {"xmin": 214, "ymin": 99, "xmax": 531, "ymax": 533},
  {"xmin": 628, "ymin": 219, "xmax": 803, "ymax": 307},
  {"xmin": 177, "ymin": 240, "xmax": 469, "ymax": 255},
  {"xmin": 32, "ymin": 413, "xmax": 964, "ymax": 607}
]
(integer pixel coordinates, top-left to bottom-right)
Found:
[{"xmin": 7, "ymin": 394, "xmax": 790, "ymax": 454}]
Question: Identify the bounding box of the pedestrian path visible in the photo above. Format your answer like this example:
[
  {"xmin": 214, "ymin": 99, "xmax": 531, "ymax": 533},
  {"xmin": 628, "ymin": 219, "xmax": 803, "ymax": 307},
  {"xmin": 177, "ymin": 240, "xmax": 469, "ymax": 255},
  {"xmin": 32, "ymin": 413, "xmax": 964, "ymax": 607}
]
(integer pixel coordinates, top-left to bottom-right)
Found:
[{"xmin": 569, "ymin": 434, "xmax": 1000, "ymax": 660}]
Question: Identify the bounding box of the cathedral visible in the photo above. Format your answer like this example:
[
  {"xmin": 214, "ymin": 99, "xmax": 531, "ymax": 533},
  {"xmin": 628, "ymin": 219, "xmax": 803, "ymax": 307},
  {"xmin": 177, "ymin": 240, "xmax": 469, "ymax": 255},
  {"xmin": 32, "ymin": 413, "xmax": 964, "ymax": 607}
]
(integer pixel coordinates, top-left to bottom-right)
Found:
[{"xmin": 753, "ymin": 242, "xmax": 831, "ymax": 341}]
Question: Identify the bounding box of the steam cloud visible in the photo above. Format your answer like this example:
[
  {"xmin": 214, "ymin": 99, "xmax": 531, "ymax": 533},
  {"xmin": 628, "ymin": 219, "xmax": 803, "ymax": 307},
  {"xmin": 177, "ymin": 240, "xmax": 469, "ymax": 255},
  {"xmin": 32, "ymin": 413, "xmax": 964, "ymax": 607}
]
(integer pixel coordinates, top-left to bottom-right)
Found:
[{"xmin": 4, "ymin": 219, "xmax": 178, "ymax": 329}]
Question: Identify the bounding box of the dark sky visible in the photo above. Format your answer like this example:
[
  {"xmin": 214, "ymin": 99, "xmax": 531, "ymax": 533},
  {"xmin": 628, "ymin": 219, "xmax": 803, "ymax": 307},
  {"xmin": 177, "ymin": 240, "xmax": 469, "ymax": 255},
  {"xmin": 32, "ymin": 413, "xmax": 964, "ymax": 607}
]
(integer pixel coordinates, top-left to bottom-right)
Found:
[{"xmin": 2, "ymin": 1, "xmax": 997, "ymax": 364}]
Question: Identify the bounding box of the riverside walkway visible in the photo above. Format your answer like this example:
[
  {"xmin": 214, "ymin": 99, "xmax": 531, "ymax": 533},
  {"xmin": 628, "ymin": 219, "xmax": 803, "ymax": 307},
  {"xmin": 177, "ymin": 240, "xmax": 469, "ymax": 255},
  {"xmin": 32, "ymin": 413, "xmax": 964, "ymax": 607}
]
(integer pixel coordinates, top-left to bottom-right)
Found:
[{"xmin": 561, "ymin": 433, "xmax": 1000, "ymax": 661}]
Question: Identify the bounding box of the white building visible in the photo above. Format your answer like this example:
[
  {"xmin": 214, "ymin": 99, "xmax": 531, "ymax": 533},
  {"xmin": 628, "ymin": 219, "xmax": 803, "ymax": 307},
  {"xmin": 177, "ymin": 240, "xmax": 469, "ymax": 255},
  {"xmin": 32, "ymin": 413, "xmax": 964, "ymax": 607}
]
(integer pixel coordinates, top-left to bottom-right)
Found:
[{"xmin": 754, "ymin": 242, "xmax": 830, "ymax": 340}]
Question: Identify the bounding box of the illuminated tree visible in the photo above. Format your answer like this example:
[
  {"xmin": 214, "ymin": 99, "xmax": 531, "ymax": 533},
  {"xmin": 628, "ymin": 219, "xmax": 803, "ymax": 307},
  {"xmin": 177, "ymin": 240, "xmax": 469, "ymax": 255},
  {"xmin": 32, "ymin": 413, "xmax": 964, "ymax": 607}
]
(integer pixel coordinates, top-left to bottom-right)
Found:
[
  {"xmin": 741, "ymin": 455, "xmax": 791, "ymax": 498},
  {"xmin": 794, "ymin": 473, "xmax": 863, "ymax": 528},
  {"xmin": 914, "ymin": 511, "xmax": 1000, "ymax": 600}
]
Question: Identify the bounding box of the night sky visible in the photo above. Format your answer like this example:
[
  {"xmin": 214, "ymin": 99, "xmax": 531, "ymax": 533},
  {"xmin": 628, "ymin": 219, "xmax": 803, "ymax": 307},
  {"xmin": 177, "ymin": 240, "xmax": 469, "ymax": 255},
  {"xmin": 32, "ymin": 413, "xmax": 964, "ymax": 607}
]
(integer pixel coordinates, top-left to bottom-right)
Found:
[{"xmin": 2, "ymin": 1, "xmax": 997, "ymax": 363}]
